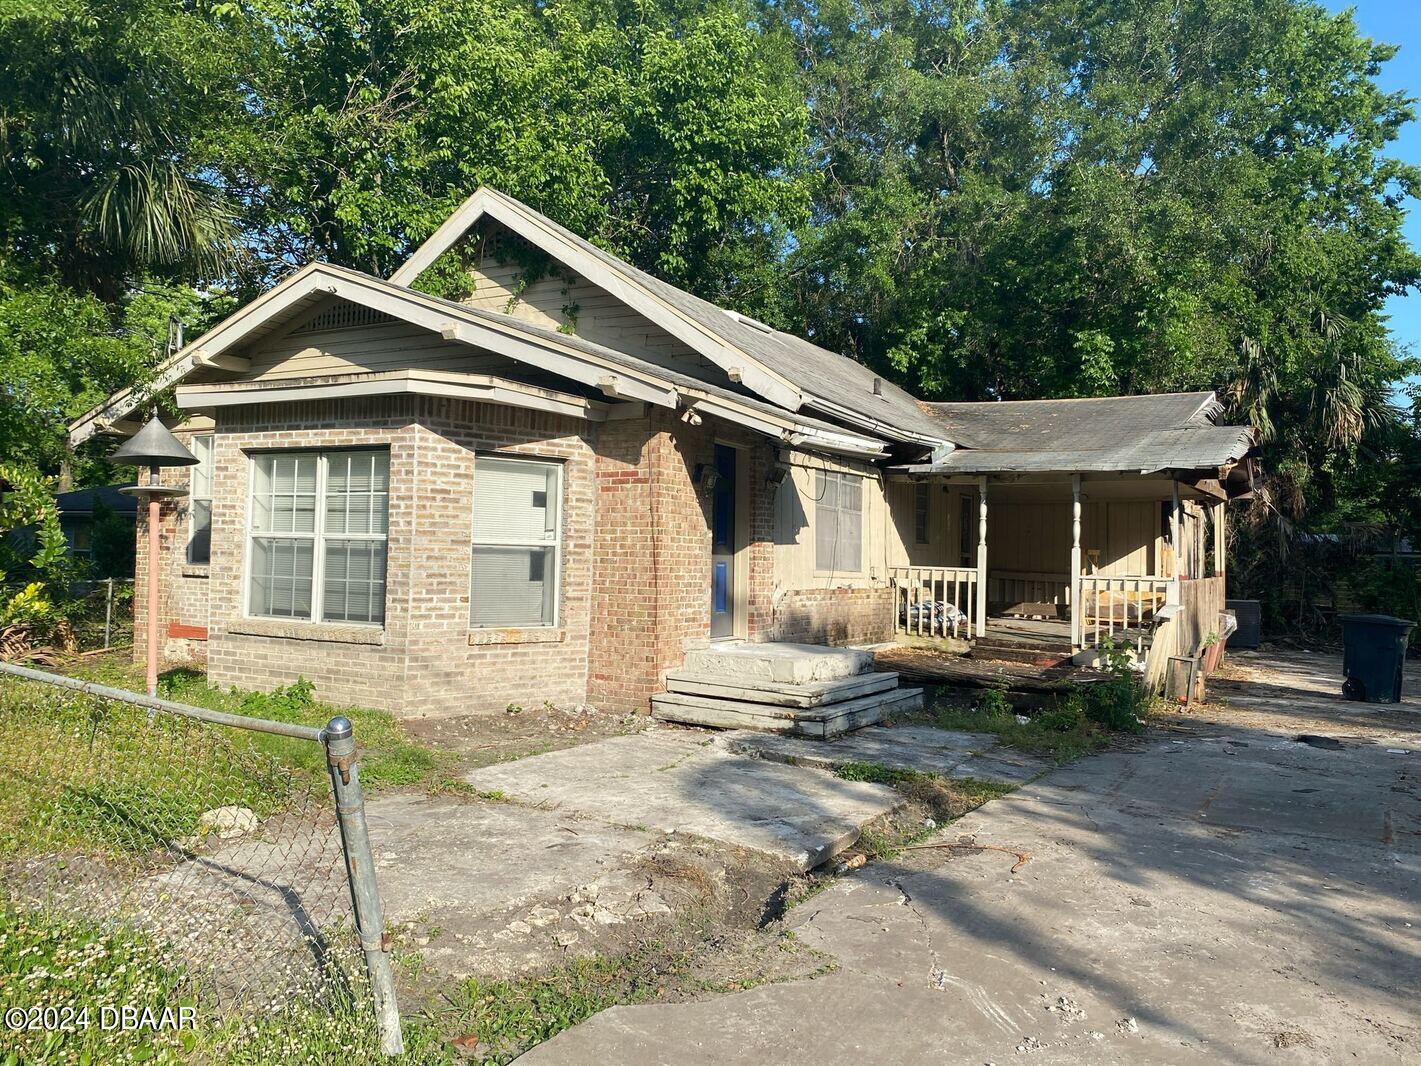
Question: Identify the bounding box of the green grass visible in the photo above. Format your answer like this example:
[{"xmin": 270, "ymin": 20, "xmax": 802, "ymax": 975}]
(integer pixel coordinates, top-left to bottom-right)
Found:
[
  {"xmin": 70, "ymin": 657, "xmax": 448, "ymax": 793},
  {"xmin": 832, "ymin": 761, "xmax": 1016, "ymax": 858},
  {"xmin": 0, "ymin": 904, "xmax": 198, "ymax": 1065},
  {"xmin": 0, "ymin": 902, "xmax": 453, "ymax": 1066},
  {"xmin": 0, "ymin": 659, "xmax": 453, "ymax": 857},
  {"xmin": 926, "ymin": 677, "xmax": 1151, "ymax": 764},
  {"xmin": 435, "ymin": 945, "xmax": 684, "ymax": 1065}
]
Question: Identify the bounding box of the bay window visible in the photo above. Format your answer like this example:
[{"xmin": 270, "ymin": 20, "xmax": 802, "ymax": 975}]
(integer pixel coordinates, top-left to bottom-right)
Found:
[
  {"xmin": 246, "ymin": 449, "xmax": 388, "ymax": 625},
  {"xmin": 470, "ymin": 456, "xmax": 561, "ymax": 628}
]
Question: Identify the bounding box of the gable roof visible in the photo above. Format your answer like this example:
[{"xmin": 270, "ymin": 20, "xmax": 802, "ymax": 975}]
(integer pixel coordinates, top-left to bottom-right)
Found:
[
  {"xmin": 390, "ymin": 187, "xmax": 951, "ymax": 445},
  {"xmin": 898, "ymin": 393, "xmax": 1253, "ymax": 475},
  {"xmin": 69, "ymin": 261, "xmax": 888, "ymax": 458}
]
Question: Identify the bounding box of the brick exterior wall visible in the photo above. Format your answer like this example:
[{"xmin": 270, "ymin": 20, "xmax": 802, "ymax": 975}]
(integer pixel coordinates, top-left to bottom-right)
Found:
[
  {"xmin": 766, "ymin": 586, "xmax": 895, "ymax": 647},
  {"xmin": 133, "ymin": 428, "xmax": 212, "ymax": 668},
  {"xmin": 133, "ymin": 396, "xmax": 889, "ymax": 718}
]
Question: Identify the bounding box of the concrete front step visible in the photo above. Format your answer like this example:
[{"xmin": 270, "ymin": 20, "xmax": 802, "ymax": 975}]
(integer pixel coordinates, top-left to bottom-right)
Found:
[
  {"xmin": 681, "ymin": 642, "xmax": 874, "ymax": 685},
  {"xmin": 652, "ymin": 687, "xmax": 923, "ymax": 739},
  {"xmin": 663, "ymin": 670, "xmax": 900, "ymax": 708}
]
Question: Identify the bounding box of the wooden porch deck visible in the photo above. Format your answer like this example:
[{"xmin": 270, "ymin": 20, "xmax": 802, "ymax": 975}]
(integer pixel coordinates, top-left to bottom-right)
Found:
[{"xmin": 875, "ymin": 643, "xmax": 1109, "ymax": 694}]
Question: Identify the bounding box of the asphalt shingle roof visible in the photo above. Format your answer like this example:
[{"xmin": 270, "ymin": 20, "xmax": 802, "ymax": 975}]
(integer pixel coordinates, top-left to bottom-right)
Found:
[
  {"xmin": 500, "ymin": 200, "xmax": 952, "ymax": 442},
  {"xmin": 902, "ymin": 393, "xmax": 1253, "ymax": 474}
]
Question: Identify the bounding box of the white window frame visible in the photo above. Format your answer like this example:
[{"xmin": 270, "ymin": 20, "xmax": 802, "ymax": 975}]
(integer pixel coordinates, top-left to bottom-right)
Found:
[
  {"xmin": 814, "ymin": 469, "xmax": 864, "ymax": 575},
  {"xmin": 188, "ymin": 433, "xmax": 214, "ymax": 564},
  {"xmin": 469, "ymin": 454, "xmax": 563, "ymax": 629},
  {"xmin": 242, "ymin": 448, "xmax": 389, "ymax": 626}
]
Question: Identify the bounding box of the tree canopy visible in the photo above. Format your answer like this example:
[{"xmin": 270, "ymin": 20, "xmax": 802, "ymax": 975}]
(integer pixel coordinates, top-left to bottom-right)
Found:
[{"xmin": 1, "ymin": 0, "xmax": 1418, "ymax": 604}]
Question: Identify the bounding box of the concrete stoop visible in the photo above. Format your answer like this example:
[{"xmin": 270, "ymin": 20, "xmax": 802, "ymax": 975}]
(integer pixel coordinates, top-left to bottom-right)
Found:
[{"xmin": 653, "ymin": 642, "xmax": 922, "ymax": 738}]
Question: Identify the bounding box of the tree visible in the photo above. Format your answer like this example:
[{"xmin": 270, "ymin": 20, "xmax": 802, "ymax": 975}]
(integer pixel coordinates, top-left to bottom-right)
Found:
[
  {"xmin": 227, "ymin": 0, "xmax": 809, "ymax": 298},
  {"xmin": 0, "ymin": 0, "xmax": 249, "ymax": 300},
  {"xmin": 761, "ymin": 0, "xmax": 1420, "ymax": 544}
]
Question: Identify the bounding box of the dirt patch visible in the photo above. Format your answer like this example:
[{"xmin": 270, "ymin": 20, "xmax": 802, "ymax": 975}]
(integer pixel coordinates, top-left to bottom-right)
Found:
[
  {"xmin": 406, "ymin": 702, "xmax": 648, "ymax": 773},
  {"xmin": 1165, "ymin": 645, "xmax": 1420, "ymax": 741}
]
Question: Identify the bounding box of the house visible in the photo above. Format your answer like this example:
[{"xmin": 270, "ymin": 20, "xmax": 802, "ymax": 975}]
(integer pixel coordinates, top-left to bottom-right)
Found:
[
  {"xmin": 55, "ymin": 485, "xmax": 138, "ymax": 564},
  {"xmin": 68, "ymin": 188, "xmax": 1257, "ymax": 718}
]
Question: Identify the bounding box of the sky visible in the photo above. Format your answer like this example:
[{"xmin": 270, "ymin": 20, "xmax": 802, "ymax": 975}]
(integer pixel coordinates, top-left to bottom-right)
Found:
[{"xmin": 1328, "ymin": 1, "xmax": 1421, "ymax": 400}]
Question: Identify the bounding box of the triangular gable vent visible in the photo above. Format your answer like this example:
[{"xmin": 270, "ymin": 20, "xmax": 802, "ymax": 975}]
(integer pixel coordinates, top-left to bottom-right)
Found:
[{"xmin": 292, "ymin": 302, "xmax": 395, "ymax": 335}]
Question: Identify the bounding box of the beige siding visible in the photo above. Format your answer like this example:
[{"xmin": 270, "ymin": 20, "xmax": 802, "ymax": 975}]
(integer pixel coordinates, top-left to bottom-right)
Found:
[
  {"xmin": 885, "ymin": 478, "xmax": 974, "ymax": 569},
  {"xmin": 883, "ymin": 482, "xmax": 1164, "ymax": 581},
  {"xmin": 772, "ymin": 452, "xmax": 891, "ymax": 592},
  {"xmin": 246, "ymin": 318, "xmax": 509, "ymax": 381},
  {"xmin": 465, "ymin": 247, "xmax": 728, "ymax": 382}
]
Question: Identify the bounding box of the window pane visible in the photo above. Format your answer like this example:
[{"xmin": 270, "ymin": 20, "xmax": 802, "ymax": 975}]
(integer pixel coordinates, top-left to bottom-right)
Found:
[
  {"xmin": 189, "ymin": 499, "xmax": 212, "ymax": 564},
  {"xmin": 249, "ymin": 538, "xmax": 313, "ymax": 619},
  {"xmin": 323, "ymin": 539, "xmax": 387, "ymax": 624},
  {"xmin": 326, "ymin": 451, "xmax": 389, "ymax": 535},
  {"xmin": 815, "ymin": 472, "xmax": 862, "ymax": 572},
  {"xmin": 470, "ymin": 546, "xmax": 555, "ymax": 627},
  {"xmin": 191, "ymin": 435, "xmax": 213, "ymax": 499},
  {"xmin": 473, "ymin": 458, "xmax": 558, "ymax": 543},
  {"xmin": 252, "ymin": 454, "xmax": 316, "ymax": 533}
]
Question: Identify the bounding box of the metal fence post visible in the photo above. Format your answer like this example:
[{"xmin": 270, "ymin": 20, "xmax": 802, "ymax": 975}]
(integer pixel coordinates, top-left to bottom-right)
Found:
[
  {"xmin": 103, "ymin": 578, "xmax": 114, "ymax": 650},
  {"xmin": 323, "ymin": 716, "xmax": 404, "ymax": 1056}
]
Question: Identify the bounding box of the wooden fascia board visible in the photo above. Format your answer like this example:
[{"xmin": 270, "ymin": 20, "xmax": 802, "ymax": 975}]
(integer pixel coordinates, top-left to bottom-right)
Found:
[
  {"xmin": 801, "ymin": 392, "xmax": 952, "ymax": 447},
  {"xmin": 390, "ymin": 189, "xmax": 803, "ymax": 411},
  {"xmin": 77, "ymin": 263, "xmax": 684, "ymax": 445},
  {"xmin": 685, "ymin": 397, "xmax": 886, "ymax": 459},
  {"xmin": 68, "ymin": 262, "xmax": 329, "ymax": 445},
  {"xmin": 315, "ymin": 273, "xmax": 681, "ymax": 408},
  {"xmin": 176, "ymin": 370, "xmax": 607, "ymax": 422}
]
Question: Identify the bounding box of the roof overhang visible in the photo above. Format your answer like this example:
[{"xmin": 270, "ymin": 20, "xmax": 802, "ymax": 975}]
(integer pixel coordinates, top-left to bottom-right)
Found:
[
  {"xmin": 175, "ymin": 369, "xmax": 614, "ymax": 422},
  {"xmin": 73, "ymin": 262, "xmax": 890, "ymax": 460}
]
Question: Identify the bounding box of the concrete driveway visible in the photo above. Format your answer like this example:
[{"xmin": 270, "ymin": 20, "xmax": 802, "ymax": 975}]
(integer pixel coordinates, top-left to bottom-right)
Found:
[{"xmin": 523, "ymin": 651, "xmax": 1421, "ymax": 1064}]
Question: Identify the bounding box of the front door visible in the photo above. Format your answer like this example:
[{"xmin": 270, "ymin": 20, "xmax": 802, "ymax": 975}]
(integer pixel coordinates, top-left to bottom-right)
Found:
[{"xmin": 710, "ymin": 444, "xmax": 737, "ymax": 638}]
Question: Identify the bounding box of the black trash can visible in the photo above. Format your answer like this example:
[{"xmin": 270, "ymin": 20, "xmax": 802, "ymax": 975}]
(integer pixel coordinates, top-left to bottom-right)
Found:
[{"xmin": 1338, "ymin": 614, "xmax": 1415, "ymax": 703}]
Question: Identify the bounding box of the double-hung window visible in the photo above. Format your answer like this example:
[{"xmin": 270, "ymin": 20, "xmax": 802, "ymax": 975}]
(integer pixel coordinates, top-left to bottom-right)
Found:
[
  {"xmin": 913, "ymin": 482, "xmax": 931, "ymax": 545},
  {"xmin": 188, "ymin": 434, "xmax": 214, "ymax": 564},
  {"xmin": 470, "ymin": 456, "xmax": 561, "ymax": 628},
  {"xmin": 815, "ymin": 469, "xmax": 863, "ymax": 573},
  {"xmin": 246, "ymin": 449, "xmax": 388, "ymax": 625}
]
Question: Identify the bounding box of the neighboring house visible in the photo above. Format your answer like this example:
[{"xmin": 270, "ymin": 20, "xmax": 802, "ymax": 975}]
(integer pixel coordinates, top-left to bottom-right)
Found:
[
  {"xmin": 55, "ymin": 485, "xmax": 138, "ymax": 563},
  {"xmin": 69, "ymin": 188, "xmax": 1257, "ymax": 717}
]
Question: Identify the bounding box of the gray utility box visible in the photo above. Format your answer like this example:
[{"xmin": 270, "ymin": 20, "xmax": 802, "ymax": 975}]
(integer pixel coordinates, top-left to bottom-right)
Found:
[{"xmin": 1225, "ymin": 599, "xmax": 1261, "ymax": 649}]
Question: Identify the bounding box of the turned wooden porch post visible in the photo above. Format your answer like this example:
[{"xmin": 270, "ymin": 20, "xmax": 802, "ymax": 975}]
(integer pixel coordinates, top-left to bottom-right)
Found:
[
  {"xmin": 1070, "ymin": 474, "xmax": 1083, "ymax": 649},
  {"xmin": 1213, "ymin": 498, "xmax": 1227, "ymax": 583},
  {"xmin": 1169, "ymin": 479, "xmax": 1183, "ymax": 603},
  {"xmin": 976, "ymin": 476, "xmax": 989, "ymax": 636}
]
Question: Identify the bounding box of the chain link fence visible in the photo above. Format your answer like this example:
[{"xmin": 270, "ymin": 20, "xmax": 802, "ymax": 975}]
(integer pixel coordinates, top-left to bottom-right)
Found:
[
  {"xmin": 0, "ymin": 579, "xmax": 135, "ymax": 660},
  {"xmin": 0, "ymin": 663, "xmax": 402, "ymax": 1059}
]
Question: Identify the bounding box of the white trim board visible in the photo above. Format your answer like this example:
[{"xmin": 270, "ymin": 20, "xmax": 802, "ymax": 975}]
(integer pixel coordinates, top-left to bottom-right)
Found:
[{"xmin": 177, "ymin": 369, "xmax": 611, "ymax": 422}]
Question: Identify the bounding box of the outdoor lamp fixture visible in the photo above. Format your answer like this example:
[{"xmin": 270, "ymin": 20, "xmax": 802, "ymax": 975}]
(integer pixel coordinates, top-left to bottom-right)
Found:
[{"xmin": 113, "ymin": 415, "xmax": 197, "ymax": 697}]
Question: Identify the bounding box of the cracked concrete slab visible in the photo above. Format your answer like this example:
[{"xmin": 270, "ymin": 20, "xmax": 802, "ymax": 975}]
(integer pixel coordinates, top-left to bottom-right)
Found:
[
  {"xmin": 522, "ymin": 655, "xmax": 1421, "ymax": 1064},
  {"xmin": 464, "ymin": 728, "xmax": 903, "ymax": 870},
  {"xmin": 717, "ymin": 723, "xmax": 1047, "ymax": 785}
]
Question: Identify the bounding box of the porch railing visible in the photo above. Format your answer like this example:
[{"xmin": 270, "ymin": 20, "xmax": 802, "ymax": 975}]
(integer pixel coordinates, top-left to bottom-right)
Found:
[
  {"xmin": 1077, "ymin": 574, "xmax": 1174, "ymax": 650},
  {"xmin": 989, "ymin": 570, "xmax": 1071, "ymax": 609},
  {"xmin": 890, "ymin": 565, "xmax": 978, "ymax": 639}
]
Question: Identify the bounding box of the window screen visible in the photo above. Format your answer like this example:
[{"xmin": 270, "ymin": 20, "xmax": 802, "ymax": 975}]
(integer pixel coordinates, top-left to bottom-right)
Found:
[
  {"xmin": 470, "ymin": 456, "xmax": 561, "ymax": 627},
  {"xmin": 815, "ymin": 470, "xmax": 863, "ymax": 573},
  {"xmin": 247, "ymin": 450, "xmax": 388, "ymax": 624}
]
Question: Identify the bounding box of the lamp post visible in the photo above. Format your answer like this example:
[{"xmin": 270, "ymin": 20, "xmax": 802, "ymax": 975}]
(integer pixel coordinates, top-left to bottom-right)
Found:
[{"xmin": 114, "ymin": 416, "xmax": 198, "ymax": 697}]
